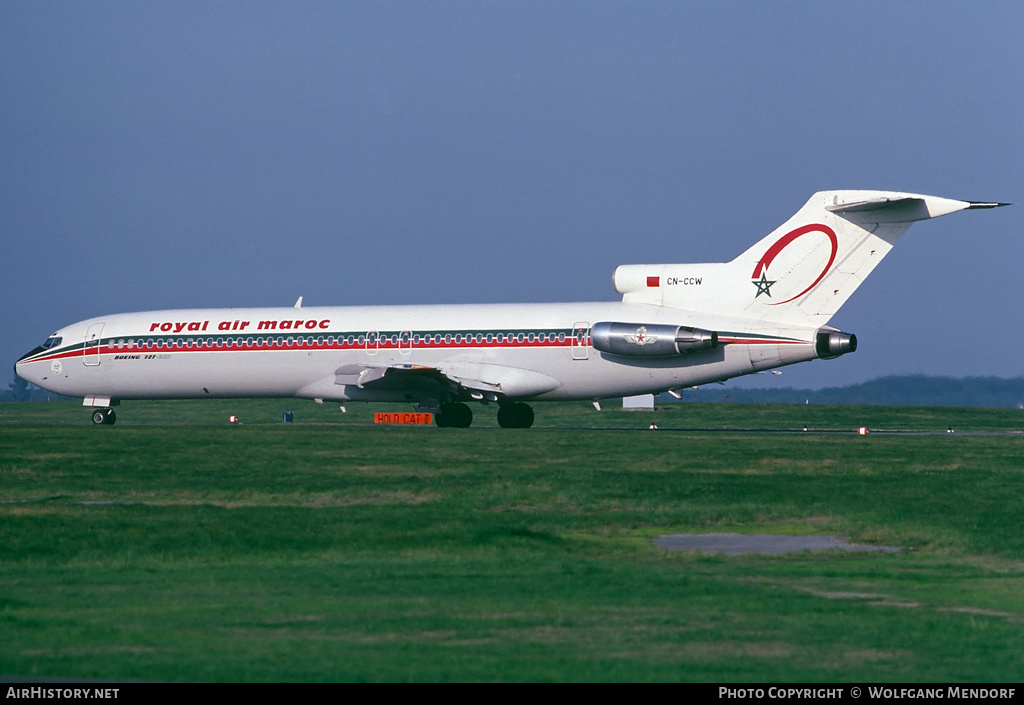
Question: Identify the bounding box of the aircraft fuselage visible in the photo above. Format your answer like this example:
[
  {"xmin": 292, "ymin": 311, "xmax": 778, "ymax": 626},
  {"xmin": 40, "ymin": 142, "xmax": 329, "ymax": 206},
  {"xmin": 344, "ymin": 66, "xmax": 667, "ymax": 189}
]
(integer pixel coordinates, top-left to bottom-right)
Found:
[{"xmin": 15, "ymin": 301, "xmax": 820, "ymax": 405}]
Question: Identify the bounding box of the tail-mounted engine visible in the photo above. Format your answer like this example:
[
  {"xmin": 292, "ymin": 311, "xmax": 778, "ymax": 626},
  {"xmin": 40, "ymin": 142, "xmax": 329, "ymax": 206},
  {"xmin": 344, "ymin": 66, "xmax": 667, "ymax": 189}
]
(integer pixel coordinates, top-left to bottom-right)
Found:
[
  {"xmin": 815, "ymin": 329, "xmax": 857, "ymax": 359},
  {"xmin": 591, "ymin": 322, "xmax": 719, "ymax": 357}
]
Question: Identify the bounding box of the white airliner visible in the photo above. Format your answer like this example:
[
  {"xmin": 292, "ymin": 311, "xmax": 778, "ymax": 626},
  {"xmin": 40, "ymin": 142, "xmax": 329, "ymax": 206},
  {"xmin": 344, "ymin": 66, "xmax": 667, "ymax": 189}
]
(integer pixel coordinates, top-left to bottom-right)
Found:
[{"xmin": 16, "ymin": 190, "xmax": 1006, "ymax": 427}]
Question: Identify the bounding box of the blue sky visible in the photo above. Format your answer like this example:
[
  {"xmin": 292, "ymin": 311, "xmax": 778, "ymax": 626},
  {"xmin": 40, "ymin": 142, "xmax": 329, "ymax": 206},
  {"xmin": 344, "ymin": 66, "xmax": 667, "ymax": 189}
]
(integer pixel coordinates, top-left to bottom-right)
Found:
[{"xmin": 3, "ymin": 1, "xmax": 1021, "ymax": 390}]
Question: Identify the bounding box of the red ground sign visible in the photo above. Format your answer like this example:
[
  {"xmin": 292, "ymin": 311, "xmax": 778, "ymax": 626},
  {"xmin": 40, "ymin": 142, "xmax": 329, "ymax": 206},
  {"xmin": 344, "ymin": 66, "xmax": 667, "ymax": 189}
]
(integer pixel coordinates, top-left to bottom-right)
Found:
[{"xmin": 373, "ymin": 412, "xmax": 434, "ymax": 425}]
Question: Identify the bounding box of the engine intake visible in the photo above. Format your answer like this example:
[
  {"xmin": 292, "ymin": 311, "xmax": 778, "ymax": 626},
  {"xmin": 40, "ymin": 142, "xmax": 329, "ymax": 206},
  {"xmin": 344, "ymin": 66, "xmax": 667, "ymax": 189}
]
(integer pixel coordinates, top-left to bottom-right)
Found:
[
  {"xmin": 816, "ymin": 329, "xmax": 857, "ymax": 359},
  {"xmin": 591, "ymin": 322, "xmax": 719, "ymax": 357}
]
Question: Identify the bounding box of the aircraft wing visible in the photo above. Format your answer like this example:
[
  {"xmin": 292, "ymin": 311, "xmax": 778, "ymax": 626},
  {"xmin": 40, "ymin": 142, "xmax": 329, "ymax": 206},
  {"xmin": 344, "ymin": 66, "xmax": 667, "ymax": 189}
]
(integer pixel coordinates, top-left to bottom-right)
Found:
[{"xmin": 334, "ymin": 361, "xmax": 561, "ymax": 400}]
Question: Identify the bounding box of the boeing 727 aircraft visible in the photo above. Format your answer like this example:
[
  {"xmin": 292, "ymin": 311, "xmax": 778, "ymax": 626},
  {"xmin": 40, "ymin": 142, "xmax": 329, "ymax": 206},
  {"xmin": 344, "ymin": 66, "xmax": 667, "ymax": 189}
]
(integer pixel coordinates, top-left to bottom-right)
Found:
[{"xmin": 15, "ymin": 190, "xmax": 1006, "ymax": 427}]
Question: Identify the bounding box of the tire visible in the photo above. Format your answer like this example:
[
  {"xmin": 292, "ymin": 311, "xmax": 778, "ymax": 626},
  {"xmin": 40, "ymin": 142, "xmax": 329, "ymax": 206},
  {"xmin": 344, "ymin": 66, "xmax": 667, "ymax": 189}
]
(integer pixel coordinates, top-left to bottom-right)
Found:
[
  {"xmin": 91, "ymin": 409, "xmax": 116, "ymax": 425},
  {"xmin": 512, "ymin": 402, "xmax": 534, "ymax": 429},
  {"xmin": 437, "ymin": 402, "xmax": 472, "ymax": 428},
  {"xmin": 451, "ymin": 403, "xmax": 473, "ymax": 428},
  {"xmin": 497, "ymin": 405, "xmax": 515, "ymax": 428},
  {"xmin": 497, "ymin": 402, "xmax": 534, "ymax": 429}
]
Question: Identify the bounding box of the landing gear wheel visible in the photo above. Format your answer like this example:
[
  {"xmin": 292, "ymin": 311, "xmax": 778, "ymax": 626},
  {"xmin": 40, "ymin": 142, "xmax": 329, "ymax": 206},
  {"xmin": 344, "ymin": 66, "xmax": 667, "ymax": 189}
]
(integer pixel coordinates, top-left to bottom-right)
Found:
[
  {"xmin": 434, "ymin": 408, "xmax": 450, "ymax": 428},
  {"xmin": 91, "ymin": 409, "xmax": 116, "ymax": 425},
  {"xmin": 497, "ymin": 402, "xmax": 534, "ymax": 429},
  {"xmin": 435, "ymin": 402, "xmax": 473, "ymax": 428}
]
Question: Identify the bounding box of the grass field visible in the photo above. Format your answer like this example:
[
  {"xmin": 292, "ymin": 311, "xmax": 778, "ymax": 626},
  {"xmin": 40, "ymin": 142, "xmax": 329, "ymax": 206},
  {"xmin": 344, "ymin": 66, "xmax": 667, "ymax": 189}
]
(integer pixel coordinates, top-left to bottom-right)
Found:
[{"xmin": 2, "ymin": 399, "xmax": 1023, "ymax": 681}]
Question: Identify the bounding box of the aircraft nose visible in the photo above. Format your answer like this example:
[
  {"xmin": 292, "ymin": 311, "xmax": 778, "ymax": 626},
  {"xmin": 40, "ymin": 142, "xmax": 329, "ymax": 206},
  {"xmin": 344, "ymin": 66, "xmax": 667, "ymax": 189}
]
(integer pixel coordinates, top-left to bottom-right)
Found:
[
  {"xmin": 15, "ymin": 346, "xmax": 47, "ymax": 383},
  {"xmin": 17, "ymin": 346, "xmax": 47, "ymax": 365}
]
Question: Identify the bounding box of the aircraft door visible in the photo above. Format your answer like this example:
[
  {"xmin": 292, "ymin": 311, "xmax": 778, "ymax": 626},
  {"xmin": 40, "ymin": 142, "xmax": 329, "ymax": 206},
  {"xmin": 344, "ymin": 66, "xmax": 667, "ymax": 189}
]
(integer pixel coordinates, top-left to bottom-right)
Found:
[
  {"xmin": 571, "ymin": 322, "xmax": 590, "ymax": 360},
  {"xmin": 365, "ymin": 331, "xmax": 379, "ymax": 356},
  {"xmin": 84, "ymin": 323, "xmax": 104, "ymax": 366},
  {"xmin": 400, "ymin": 330, "xmax": 412, "ymax": 355}
]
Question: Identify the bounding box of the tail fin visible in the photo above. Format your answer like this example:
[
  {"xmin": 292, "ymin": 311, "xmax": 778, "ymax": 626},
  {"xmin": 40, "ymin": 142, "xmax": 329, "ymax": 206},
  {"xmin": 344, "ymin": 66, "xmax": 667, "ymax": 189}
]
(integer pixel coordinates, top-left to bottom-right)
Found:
[{"xmin": 614, "ymin": 190, "xmax": 1006, "ymax": 327}]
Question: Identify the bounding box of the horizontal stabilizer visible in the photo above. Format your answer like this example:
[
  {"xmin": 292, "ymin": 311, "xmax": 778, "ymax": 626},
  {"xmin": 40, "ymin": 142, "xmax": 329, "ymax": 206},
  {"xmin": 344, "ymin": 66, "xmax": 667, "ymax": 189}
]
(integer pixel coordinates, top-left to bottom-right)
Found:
[
  {"xmin": 825, "ymin": 195, "xmax": 1009, "ymax": 222},
  {"xmin": 825, "ymin": 196, "xmax": 913, "ymax": 212}
]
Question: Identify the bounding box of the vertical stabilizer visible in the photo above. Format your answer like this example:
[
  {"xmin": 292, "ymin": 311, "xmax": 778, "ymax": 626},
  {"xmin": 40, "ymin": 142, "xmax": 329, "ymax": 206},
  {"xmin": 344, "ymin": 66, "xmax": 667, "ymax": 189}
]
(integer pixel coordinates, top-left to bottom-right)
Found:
[{"xmin": 615, "ymin": 191, "xmax": 1006, "ymax": 327}]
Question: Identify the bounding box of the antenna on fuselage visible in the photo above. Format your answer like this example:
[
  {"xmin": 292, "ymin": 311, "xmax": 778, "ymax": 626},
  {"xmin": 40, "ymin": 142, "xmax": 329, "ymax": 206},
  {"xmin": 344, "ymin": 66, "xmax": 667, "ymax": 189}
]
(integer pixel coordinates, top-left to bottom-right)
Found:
[{"xmin": 293, "ymin": 296, "xmax": 303, "ymax": 308}]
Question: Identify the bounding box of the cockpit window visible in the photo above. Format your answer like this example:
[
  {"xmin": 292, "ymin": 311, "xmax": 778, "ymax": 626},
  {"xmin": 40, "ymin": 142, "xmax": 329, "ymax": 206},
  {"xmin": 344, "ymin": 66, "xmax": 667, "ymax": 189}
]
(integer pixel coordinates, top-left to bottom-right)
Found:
[{"xmin": 42, "ymin": 336, "xmax": 63, "ymax": 349}]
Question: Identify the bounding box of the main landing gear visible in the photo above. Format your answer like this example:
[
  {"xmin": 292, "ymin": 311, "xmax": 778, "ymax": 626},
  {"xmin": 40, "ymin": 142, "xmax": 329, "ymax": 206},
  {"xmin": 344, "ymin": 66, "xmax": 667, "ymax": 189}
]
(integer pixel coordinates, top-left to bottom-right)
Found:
[
  {"xmin": 91, "ymin": 408, "xmax": 117, "ymax": 425},
  {"xmin": 432, "ymin": 401, "xmax": 536, "ymax": 428},
  {"xmin": 497, "ymin": 402, "xmax": 534, "ymax": 429},
  {"xmin": 434, "ymin": 402, "xmax": 473, "ymax": 428}
]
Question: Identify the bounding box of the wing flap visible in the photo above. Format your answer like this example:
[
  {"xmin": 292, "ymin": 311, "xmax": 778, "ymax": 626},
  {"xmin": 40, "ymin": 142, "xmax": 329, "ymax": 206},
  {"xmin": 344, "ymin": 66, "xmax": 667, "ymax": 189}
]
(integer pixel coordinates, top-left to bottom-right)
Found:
[{"xmin": 334, "ymin": 361, "xmax": 560, "ymax": 399}]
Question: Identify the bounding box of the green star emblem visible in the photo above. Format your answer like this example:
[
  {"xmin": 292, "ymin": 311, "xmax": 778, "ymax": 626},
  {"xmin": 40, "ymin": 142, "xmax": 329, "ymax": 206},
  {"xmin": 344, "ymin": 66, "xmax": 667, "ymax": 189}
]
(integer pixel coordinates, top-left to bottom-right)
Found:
[{"xmin": 753, "ymin": 271, "xmax": 776, "ymax": 299}]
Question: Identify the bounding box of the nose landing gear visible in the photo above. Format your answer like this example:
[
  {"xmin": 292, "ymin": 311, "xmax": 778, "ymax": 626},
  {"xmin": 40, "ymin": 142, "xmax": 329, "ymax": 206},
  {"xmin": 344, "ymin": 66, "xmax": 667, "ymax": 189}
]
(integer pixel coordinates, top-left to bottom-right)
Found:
[{"xmin": 91, "ymin": 408, "xmax": 117, "ymax": 425}]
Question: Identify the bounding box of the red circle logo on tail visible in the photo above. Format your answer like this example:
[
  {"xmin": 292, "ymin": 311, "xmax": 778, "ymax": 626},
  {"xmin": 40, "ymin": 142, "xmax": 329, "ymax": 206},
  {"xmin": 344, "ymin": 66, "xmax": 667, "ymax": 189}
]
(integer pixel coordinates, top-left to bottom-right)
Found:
[{"xmin": 751, "ymin": 223, "xmax": 838, "ymax": 304}]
